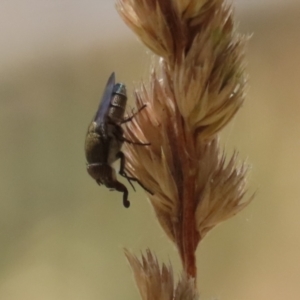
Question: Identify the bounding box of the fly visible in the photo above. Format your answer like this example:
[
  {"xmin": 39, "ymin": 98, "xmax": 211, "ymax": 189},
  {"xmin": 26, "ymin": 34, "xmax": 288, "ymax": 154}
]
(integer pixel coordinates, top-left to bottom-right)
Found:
[{"xmin": 85, "ymin": 72, "xmax": 151, "ymax": 208}]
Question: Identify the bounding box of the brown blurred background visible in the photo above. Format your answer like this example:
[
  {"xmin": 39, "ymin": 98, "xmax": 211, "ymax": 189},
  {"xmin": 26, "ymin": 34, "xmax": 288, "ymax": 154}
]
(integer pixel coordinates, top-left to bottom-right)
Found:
[{"xmin": 0, "ymin": 1, "xmax": 300, "ymax": 299}]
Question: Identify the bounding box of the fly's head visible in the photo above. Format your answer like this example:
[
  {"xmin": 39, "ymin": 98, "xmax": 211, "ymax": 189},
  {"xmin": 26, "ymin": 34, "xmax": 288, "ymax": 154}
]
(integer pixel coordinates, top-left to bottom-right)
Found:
[
  {"xmin": 86, "ymin": 163, "xmax": 113, "ymax": 186},
  {"xmin": 86, "ymin": 162, "xmax": 131, "ymax": 208}
]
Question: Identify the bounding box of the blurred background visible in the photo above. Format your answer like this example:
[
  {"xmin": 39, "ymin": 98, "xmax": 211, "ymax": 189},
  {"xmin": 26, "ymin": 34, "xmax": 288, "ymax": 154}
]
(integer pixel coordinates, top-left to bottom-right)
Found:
[{"xmin": 0, "ymin": 0, "xmax": 300, "ymax": 299}]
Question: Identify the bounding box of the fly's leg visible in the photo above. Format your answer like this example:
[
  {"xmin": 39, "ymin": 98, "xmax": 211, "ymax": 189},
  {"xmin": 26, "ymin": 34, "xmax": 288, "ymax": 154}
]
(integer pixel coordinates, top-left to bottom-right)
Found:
[
  {"xmin": 116, "ymin": 182, "xmax": 130, "ymax": 208},
  {"xmin": 122, "ymin": 137, "xmax": 150, "ymax": 146},
  {"xmin": 106, "ymin": 179, "xmax": 130, "ymax": 208},
  {"xmin": 117, "ymin": 151, "xmax": 153, "ymax": 195},
  {"xmin": 117, "ymin": 104, "xmax": 150, "ymax": 146},
  {"xmin": 121, "ymin": 104, "xmax": 147, "ymax": 124},
  {"xmin": 112, "ymin": 120, "xmax": 150, "ymax": 146},
  {"xmin": 116, "ymin": 151, "xmax": 136, "ymax": 192},
  {"xmin": 99, "ymin": 164, "xmax": 130, "ymax": 208}
]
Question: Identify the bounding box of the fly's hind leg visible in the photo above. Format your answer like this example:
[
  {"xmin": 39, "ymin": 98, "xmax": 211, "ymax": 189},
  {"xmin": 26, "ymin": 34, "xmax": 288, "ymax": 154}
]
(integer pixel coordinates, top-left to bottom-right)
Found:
[{"xmin": 116, "ymin": 151, "xmax": 153, "ymax": 195}]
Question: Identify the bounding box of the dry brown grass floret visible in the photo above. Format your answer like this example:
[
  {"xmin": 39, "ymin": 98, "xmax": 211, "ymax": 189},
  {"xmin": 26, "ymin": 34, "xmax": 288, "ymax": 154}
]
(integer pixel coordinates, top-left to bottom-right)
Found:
[{"xmin": 116, "ymin": 0, "xmax": 251, "ymax": 295}]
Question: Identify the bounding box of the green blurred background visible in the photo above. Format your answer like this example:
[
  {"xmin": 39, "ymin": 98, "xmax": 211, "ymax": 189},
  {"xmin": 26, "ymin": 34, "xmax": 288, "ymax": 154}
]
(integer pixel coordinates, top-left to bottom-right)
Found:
[{"xmin": 1, "ymin": 1, "xmax": 300, "ymax": 299}]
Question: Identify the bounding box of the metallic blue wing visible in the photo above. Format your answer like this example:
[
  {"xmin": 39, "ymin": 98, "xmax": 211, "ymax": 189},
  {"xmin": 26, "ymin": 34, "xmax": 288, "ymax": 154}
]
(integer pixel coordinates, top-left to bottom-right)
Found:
[{"xmin": 94, "ymin": 72, "xmax": 115, "ymax": 124}]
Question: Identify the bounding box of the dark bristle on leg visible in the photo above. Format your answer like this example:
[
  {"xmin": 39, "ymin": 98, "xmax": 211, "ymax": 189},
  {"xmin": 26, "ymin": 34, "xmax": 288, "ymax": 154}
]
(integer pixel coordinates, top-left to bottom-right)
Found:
[
  {"xmin": 117, "ymin": 151, "xmax": 153, "ymax": 195},
  {"xmin": 121, "ymin": 104, "xmax": 147, "ymax": 124}
]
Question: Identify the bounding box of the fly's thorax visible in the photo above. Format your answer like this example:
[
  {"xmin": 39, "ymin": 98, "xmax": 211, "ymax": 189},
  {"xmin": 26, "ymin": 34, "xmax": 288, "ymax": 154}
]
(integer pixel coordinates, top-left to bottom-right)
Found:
[{"xmin": 108, "ymin": 83, "xmax": 127, "ymax": 123}]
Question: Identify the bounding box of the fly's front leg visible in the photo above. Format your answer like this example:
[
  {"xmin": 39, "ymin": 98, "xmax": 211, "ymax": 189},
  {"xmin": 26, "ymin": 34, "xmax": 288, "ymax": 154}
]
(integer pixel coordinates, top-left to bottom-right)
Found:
[
  {"xmin": 122, "ymin": 137, "xmax": 150, "ymax": 146},
  {"xmin": 121, "ymin": 104, "xmax": 147, "ymax": 124},
  {"xmin": 115, "ymin": 182, "xmax": 130, "ymax": 208},
  {"xmin": 106, "ymin": 179, "xmax": 130, "ymax": 208},
  {"xmin": 112, "ymin": 122, "xmax": 150, "ymax": 146},
  {"xmin": 117, "ymin": 151, "xmax": 136, "ymax": 191},
  {"xmin": 116, "ymin": 151, "xmax": 153, "ymax": 195}
]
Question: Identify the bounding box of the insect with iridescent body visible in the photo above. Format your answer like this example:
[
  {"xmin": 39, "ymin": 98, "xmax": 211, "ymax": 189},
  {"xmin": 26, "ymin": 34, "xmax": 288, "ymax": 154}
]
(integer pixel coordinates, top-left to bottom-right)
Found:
[{"xmin": 85, "ymin": 73, "xmax": 150, "ymax": 208}]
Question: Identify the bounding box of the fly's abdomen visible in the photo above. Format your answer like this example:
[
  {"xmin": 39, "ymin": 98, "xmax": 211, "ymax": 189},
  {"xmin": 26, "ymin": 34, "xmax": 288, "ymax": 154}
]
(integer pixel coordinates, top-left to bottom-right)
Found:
[{"xmin": 108, "ymin": 83, "xmax": 127, "ymax": 123}]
